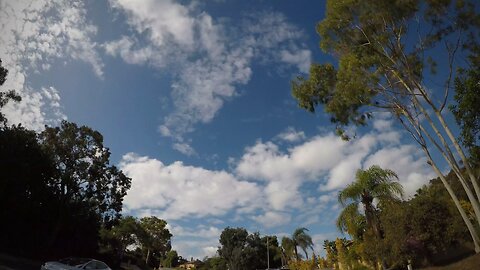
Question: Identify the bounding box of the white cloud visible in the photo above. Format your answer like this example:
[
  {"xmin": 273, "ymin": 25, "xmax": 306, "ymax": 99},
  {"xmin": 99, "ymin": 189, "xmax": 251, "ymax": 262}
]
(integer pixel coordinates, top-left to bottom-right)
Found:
[
  {"xmin": 363, "ymin": 145, "xmax": 434, "ymax": 197},
  {"xmin": 277, "ymin": 126, "xmax": 306, "ymax": 142},
  {"xmin": 0, "ymin": 0, "xmax": 103, "ymax": 129},
  {"xmin": 119, "ymin": 153, "xmax": 262, "ymax": 220},
  {"xmin": 235, "ymin": 121, "xmax": 432, "ymax": 210},
  {"xmin": 105, "ymin": 2, "xmax": 311, "ymax": 154},
  {"xmin": 1, "ymin": 86, "xmax": 66, "ymax": 131},
  {"xmin": 173, "ymin": 142, "xmax": 197, "ymax": 156},
  {"xmin": 280, "ymin": 49, "xmax": 311, "ymax": 74}
]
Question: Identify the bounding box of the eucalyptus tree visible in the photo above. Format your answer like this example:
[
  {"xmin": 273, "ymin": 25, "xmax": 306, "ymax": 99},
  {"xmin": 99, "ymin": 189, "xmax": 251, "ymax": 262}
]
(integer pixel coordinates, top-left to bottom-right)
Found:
[{"xmin": 292, "ymin": 0, "xmax": 480, "ymax": 251}]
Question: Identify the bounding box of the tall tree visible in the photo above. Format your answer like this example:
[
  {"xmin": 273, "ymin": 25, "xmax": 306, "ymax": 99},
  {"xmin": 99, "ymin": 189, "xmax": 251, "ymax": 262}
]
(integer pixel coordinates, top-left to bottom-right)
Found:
[
  {"xmin": 40, "ymin": 121, "xmax": 131, "ymax": 252},
  {"xmin": 292, "ymin": 0, "xmax": 480, "ymax": 251},
  {"xmin": 292, "ymin": 228, "xmax": 314, "ymax": 260},
  {"xmin": 337, "ymin": 166, "xmax": 403, "ymax": 269},
  {"xmin": 40, "ymin": 121, "xmax": 131, "ymax": 223},
  {"xmin": 281, "ymin": 236, "xmax": 296, "ymax": 265}
]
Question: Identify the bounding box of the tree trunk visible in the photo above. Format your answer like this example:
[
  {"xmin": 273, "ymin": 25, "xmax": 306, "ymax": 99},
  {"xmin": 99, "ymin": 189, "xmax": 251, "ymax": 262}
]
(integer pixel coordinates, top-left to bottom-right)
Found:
[
  {"xmin": 426, "ymin": 152, "xmax": 480, "ymax": 252},
  {"xmin": 145, "ymin": 248, "xmax": 150, "ymax": 266},
  {"xmin": 294, "ymin": 245, "xmax": 299, "ymax": 261}
]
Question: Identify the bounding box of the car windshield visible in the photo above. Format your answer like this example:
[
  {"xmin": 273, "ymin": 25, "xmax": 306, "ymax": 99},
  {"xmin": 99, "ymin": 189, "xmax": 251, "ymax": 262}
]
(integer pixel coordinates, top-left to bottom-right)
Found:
[{"xmin": 58, "ymin": 258, "xmax": 91, "ymax": 266}]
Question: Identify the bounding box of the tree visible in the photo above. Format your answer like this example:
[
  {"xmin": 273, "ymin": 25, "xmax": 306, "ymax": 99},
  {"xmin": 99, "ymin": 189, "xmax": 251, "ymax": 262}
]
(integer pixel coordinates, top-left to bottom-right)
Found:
[
  {"xmin": 292, "ymin": 0, "xmax": 480, "ymax": 251},
  {"xmin": 100, "ymin": 216, "xmax": 143, "ymax": 261},
  {"xmin": 281, "ymin": 236, "xmax": 296, "ymax": 265},
  {"xmin": 40, "ymin": 121, "xmax": 131, "ymax": 224},
  {"xmin": 162, "ymin": 250, "xmax": 179, "ymax": 268},
  {"xmin": 451, "ymin": 56, "xmax": 480, "ymax": 165},
  {"xmin": 292, "ymin": 228, "xmax": 314, "ymax": 260},
  {"xmin": 199, "ymin": 257, "xmax": 227, "ymax": 270},
  {"xmin": 139, "ymin": 216, "xmax": 172, "ymax": 266},
  {"xmin": 0, "ymin": 125, "xmax": 57, "ymax": 257},
  {"xmin": 218, "ymin": 227, "xmax": 282, "ymax": 270}
]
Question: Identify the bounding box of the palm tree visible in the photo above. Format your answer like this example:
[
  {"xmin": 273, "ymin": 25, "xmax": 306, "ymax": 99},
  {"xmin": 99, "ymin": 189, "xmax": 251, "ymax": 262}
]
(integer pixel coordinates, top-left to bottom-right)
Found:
[
  {"xmin": 337, "ymin": 165, "xmax": 403, "ymax": 239},
  {"xmin": 281, "ymin": 236, "xmax": 295, "ymax": 266},
  {"xmin": 292, "ymin": 227, "xmax": 314, "ymax": 260},
  {"xmin": 337, "ymin": 165, "xmax": 403, "ymax": 269}
]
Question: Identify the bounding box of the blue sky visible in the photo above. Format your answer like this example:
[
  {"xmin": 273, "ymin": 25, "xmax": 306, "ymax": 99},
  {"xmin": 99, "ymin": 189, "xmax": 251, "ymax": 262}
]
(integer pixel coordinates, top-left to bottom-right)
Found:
[{"xmin": 1, "ymin": 0, "xmax": 441, "ymax": 259}]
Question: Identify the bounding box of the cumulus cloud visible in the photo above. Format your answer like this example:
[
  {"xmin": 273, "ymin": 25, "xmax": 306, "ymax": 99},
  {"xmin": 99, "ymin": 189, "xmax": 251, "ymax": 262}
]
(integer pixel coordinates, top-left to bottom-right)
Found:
[
  {"xmin": 119, "ymin": 153, "xmax": 262, "ymax": 220},
  {"xmin": 235, "ymin": 117, "xmax": 432, "ymax": 210},
  {"xmin": 105, "ymin": 1, "xmax": 312, "ymax": 154},
  {"xmin": 0, "ymin": 0, "xmax": 103, "ymax": 129}
]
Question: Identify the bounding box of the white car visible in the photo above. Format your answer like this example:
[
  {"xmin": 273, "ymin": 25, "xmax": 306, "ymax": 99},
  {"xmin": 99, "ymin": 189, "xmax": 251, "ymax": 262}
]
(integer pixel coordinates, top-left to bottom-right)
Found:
[{"xmin": 41, "ymin": 258, "xmax": 112, "ymax": 270}]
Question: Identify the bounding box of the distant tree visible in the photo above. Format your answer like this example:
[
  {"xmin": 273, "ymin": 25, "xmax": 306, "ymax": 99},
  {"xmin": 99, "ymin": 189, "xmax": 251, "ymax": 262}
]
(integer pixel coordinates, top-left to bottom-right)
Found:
[
  {"xmin": 139, "ymin": 216, "xmax": 172, "ymax": 266},
  {"xmin": 100, "ymin": 216, "xmax": 143, "ymax": 261},
  {"xmin": 218, "ymin": 227, "xmax": 281, "ymax": 270},
  {"xmin": 292, "ymin": 0, "xmax": 480, "ymax": 251},
  {"xmin": 292, "ymin": 228, "xmax": 314, "ymax": 260},
  {"xmin": 199, "ymin": 256, "xmax": 227, "ymax": 270}
]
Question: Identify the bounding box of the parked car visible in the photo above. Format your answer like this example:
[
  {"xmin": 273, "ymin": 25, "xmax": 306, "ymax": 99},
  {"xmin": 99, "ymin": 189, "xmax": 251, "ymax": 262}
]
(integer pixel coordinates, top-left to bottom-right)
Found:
[{"xmin": 41, "ymin": 258, "xmax": 112, "ymax": 270}]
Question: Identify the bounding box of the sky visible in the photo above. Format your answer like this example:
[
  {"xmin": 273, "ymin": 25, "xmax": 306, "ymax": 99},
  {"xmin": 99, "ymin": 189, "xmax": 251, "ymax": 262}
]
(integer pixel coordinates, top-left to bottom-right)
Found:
[{"xmin": 0, "ymin": 0, "xmax": 440, "ymax": 259}]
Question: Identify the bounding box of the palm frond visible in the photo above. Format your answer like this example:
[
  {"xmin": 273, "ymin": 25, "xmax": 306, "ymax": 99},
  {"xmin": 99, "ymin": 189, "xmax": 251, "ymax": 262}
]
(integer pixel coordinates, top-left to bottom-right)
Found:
[
  {"xmin": 338, "ymin": 182, "xmax": 363, "ymax": 206},
  {"xmin": 336, "ymin": 202, "xmax": 361, "ymax": 233}
]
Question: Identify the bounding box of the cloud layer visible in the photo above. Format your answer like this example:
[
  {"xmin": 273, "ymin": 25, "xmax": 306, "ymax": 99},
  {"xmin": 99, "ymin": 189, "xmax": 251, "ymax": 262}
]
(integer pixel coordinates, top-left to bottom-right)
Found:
[{"xmin": 121, "ymin": 116, "xmax": 434, "ymax": 225}]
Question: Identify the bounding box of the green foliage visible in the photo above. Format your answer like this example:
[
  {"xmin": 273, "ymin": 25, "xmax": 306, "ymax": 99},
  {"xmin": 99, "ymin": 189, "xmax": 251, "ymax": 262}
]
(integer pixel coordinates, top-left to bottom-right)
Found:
[
  {"xmin": 140, "ymin": 216, "xmax": 172, "ymax": 266},
  {"xmin": 162, "ymin": 250, "xmax": 179, "ymax": 268},
  {"xmin": 324, "ymin": 170, "xmax": 474, "ymax": 268},
  {"xmin": 99, "ymin": 215, "xmax": 173, "ymax": 268},
  {"xmin": 451, "ymin": 59, "xmax": 480, "ymax": 165},
  {"xmin": 292, "ymin": 0, "xmax": 479, "ymax": 138},
  {"xmin": 199, "ymin": 257, "xmax": 227, "ymax": 270},
  {"xmin": 292, "ymin": 228, "xmax": 314, "ymax": 260},
  {"xmin": 281, "ymin": 236, "xmax": 296, "ymax": 263},
  {"xmin": 337, "ymin": 165, "xmax": 402, "ymax": 242},
  {"xmin": 218, "ymin": 227, "xmax": 282, "ymax": 270},
  {"xmin": 40, "ymin": 121, "xmax": 131, "ymax": 223}
]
